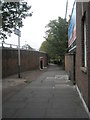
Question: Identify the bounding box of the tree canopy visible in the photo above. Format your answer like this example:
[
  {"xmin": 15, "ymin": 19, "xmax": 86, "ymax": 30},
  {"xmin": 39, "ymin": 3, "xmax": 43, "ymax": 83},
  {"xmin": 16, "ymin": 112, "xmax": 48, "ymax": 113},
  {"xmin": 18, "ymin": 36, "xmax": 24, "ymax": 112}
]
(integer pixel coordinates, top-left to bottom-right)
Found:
[
  {"xmin": 40, "ymin": 17, "xmax": 68, "ymax": 65},
  {"xmin": 0, "ymin": 1, "xmax": 32, "ymax": 40}
]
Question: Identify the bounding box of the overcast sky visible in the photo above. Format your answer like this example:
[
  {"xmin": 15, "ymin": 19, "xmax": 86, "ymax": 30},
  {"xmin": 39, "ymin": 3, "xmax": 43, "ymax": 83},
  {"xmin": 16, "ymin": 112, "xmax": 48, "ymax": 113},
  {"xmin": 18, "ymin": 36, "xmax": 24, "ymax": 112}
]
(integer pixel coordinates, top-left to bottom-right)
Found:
[{"xmin": 5, "ymin": 0, "xmax": 74, "ymax": 50}]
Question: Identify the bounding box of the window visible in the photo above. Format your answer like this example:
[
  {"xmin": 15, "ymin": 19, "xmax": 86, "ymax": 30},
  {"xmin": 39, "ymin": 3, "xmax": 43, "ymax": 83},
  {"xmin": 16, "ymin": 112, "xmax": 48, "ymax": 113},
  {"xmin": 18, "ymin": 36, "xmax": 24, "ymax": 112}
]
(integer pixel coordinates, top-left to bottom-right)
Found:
[
  {"xmin": 82, "ymin": 12, "xmax": 87, "ymax": 68},
  {"xmin": 84, "ymin": 17, "xmax": 87, "ymax": 67}
]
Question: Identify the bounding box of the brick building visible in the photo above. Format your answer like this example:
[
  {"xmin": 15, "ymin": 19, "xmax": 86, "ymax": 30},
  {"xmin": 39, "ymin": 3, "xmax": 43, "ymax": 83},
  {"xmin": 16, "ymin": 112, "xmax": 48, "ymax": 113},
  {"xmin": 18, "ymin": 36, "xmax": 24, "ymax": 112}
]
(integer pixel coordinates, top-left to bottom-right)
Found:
[
  {"xmin": 65, "ymin": 1, "xmax": 90, "ymax": 115},
  {"xmin": 76, "ymin": 1, "xmax": 90, "ymax": 112},
  {"xmin": 65, "ymin": 0, "xmax": 76, "ymax": 85}
]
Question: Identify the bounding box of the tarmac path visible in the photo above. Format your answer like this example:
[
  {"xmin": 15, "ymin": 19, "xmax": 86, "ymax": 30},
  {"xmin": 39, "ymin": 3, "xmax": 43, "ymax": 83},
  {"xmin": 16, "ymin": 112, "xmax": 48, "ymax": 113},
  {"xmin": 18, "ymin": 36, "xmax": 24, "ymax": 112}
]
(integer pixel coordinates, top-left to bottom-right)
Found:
[{"xmin": 2, "ymin": 64, "xmax": 89, "ymax": 118}]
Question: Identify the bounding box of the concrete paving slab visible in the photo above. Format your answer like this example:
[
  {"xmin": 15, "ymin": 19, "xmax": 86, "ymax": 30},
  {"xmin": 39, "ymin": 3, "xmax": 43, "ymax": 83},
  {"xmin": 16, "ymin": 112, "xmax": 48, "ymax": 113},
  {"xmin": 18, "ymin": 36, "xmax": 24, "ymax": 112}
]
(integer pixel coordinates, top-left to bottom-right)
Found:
[
  {"xmin": 2, "ymin": 64, "xmax": 89, "ymax": 118},
  {"xmin": 14, "ymin": 107, "xmax": 46, "ymax": 118}
]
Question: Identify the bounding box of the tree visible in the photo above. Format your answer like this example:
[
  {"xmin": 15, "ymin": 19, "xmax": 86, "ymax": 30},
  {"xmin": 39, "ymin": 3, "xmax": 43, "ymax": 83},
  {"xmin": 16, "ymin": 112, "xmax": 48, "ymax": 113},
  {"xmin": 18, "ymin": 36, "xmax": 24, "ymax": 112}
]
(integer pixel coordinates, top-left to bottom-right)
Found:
[
  {"xmin": 22, "ymin": 43, "xmax": 35, "ymax": 51},
  {"xmin": 40, "ymin": 40, "xmax": 57, "ymax": 60},
  {"xmin": 40, "ymin": 17, "xmax": 68, "ymax": 65},
  {"xmin": 0, "ymin": 1, "xmax": 32, "ymax": 40}
]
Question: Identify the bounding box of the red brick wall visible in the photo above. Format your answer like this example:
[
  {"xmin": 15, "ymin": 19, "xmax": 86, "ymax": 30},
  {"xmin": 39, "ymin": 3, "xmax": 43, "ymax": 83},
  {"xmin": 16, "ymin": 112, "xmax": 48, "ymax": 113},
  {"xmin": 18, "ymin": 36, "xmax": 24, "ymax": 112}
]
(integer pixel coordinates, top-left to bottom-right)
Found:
[
  {"xmin": 65, "ymin": 54, "xmax": 68, "ymax": 73},
  {"xmin": 65, "ymin": 53, "xmax": 75, "ymax": 84},
  {"xmin": 2, "ymin": 48, "xmax": 48, "ymax": 78},
  {"xmin": 0, "ymin": 48, "xmax": 2, "ymax": 79},
  {"xmin": 76, "ymin": 2, "xmax": 88, "ymax": 107}
]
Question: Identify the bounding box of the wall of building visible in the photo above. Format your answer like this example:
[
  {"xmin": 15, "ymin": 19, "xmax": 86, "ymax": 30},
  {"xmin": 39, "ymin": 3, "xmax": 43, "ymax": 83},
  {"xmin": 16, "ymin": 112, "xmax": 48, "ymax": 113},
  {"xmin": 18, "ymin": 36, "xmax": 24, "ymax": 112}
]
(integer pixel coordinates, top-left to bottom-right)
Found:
[
  {"xmin": 2, "ymin": 48, "xmax": 48, "ymax": 78},
  {"xmin": 76, "ymin": 2, "xmax": 89, "ymax": 108},
  {"xmin": 65, "ymin": 54, "xmax": 68, "ymax": 73},
  {"xmin": 65, "ymin": 53, "xmax": 75, "ymax": 84},
  {"xmin": 65, "ymin": 2, "xmax": 90, "ymax": 111},
  {"xmin": 0, "ymin": 48, "xmax": 2, "ymax": 79},
  {"xmin": 88, "ymin": 2, "xmax": 90, "ymax": 111}
]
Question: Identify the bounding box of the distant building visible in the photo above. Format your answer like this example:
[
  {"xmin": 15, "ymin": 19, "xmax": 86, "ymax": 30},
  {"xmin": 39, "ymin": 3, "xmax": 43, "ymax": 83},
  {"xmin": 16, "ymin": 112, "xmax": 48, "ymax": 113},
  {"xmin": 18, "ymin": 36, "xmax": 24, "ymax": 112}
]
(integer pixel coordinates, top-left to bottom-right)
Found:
[{"xmin": 65, "ymin": 0, "xmax": 90, "ymax": 115}]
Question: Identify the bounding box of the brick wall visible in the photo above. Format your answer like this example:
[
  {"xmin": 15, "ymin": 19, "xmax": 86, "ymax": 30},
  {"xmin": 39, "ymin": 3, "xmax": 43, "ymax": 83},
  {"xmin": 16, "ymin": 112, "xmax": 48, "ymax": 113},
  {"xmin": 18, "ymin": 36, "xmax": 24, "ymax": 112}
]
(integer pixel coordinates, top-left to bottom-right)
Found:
[
  {"xmin": 88, "ymin": 2, "xmax": 90, "ymax": 111},
  {"xmin": 65, "ymin": 54, "xmax": 68, "ymax": 73},
  {"xmin": 76, "ymin": 2, "xmax": 88, "ymax": 108},
  {"xmin": 0, "ymin": 48, "xmax": 2, "ymax": 79},
  {"xmin": 65, "ymin": 53, "xmax": 75, "ymax": 84},
  {"xmin": 2, "ymin": 48, "xmax": 48, "ymax": 78}
]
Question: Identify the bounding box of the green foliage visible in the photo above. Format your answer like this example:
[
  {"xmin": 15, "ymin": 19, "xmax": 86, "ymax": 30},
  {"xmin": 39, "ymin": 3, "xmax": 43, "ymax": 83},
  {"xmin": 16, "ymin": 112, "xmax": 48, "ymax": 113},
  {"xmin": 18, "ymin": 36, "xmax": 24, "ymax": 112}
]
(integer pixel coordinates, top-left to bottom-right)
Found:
[
  {"xmin": 40, "ymin": 17, "xmax": 68, "ymax": 65},
  {"xmin": 22, "ymin": 43, "xmax": 35, "ymax": 50},
  {"xmin": 0, "ymin": 1, "xmax": 32, "ymax": 40},
  {"xmin": 40, "ymin": 40, "xmax": 55, "ymax": 59}
]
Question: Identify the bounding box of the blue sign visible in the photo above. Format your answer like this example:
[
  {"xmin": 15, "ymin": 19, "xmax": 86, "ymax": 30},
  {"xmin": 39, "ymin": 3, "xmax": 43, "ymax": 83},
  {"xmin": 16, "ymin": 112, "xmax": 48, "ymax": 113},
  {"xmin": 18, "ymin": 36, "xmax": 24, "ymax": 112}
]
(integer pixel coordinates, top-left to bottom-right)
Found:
[{"xmin": 68, "ymin": 1, "xmax": 76, "ymax": 48}]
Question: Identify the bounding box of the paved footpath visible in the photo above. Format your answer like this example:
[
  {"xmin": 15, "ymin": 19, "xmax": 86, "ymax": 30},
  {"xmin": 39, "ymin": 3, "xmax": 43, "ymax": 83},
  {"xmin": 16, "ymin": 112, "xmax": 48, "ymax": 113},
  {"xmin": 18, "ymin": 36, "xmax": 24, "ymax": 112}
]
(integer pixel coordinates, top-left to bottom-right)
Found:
[{"xmin": 2, "ymin": 64, "xmax": 89, "ymax": 118}]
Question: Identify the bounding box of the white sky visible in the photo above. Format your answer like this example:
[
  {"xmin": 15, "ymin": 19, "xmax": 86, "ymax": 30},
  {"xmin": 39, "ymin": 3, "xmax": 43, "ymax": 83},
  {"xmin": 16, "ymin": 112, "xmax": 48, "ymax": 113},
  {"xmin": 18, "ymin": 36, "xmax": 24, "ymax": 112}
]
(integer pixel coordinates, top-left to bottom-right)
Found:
[{"xmin": 5, "ymin": 0, "xmax": 74, "ymax": 50}]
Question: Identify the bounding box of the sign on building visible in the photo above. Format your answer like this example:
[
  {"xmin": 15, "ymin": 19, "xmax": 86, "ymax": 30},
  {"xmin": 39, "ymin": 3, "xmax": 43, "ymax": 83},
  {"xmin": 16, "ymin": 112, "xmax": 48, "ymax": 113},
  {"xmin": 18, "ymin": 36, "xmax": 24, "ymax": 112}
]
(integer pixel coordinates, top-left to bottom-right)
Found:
[{"xmin": 68, "ymin": 1, "xmax": 76, "ymax": 51}]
